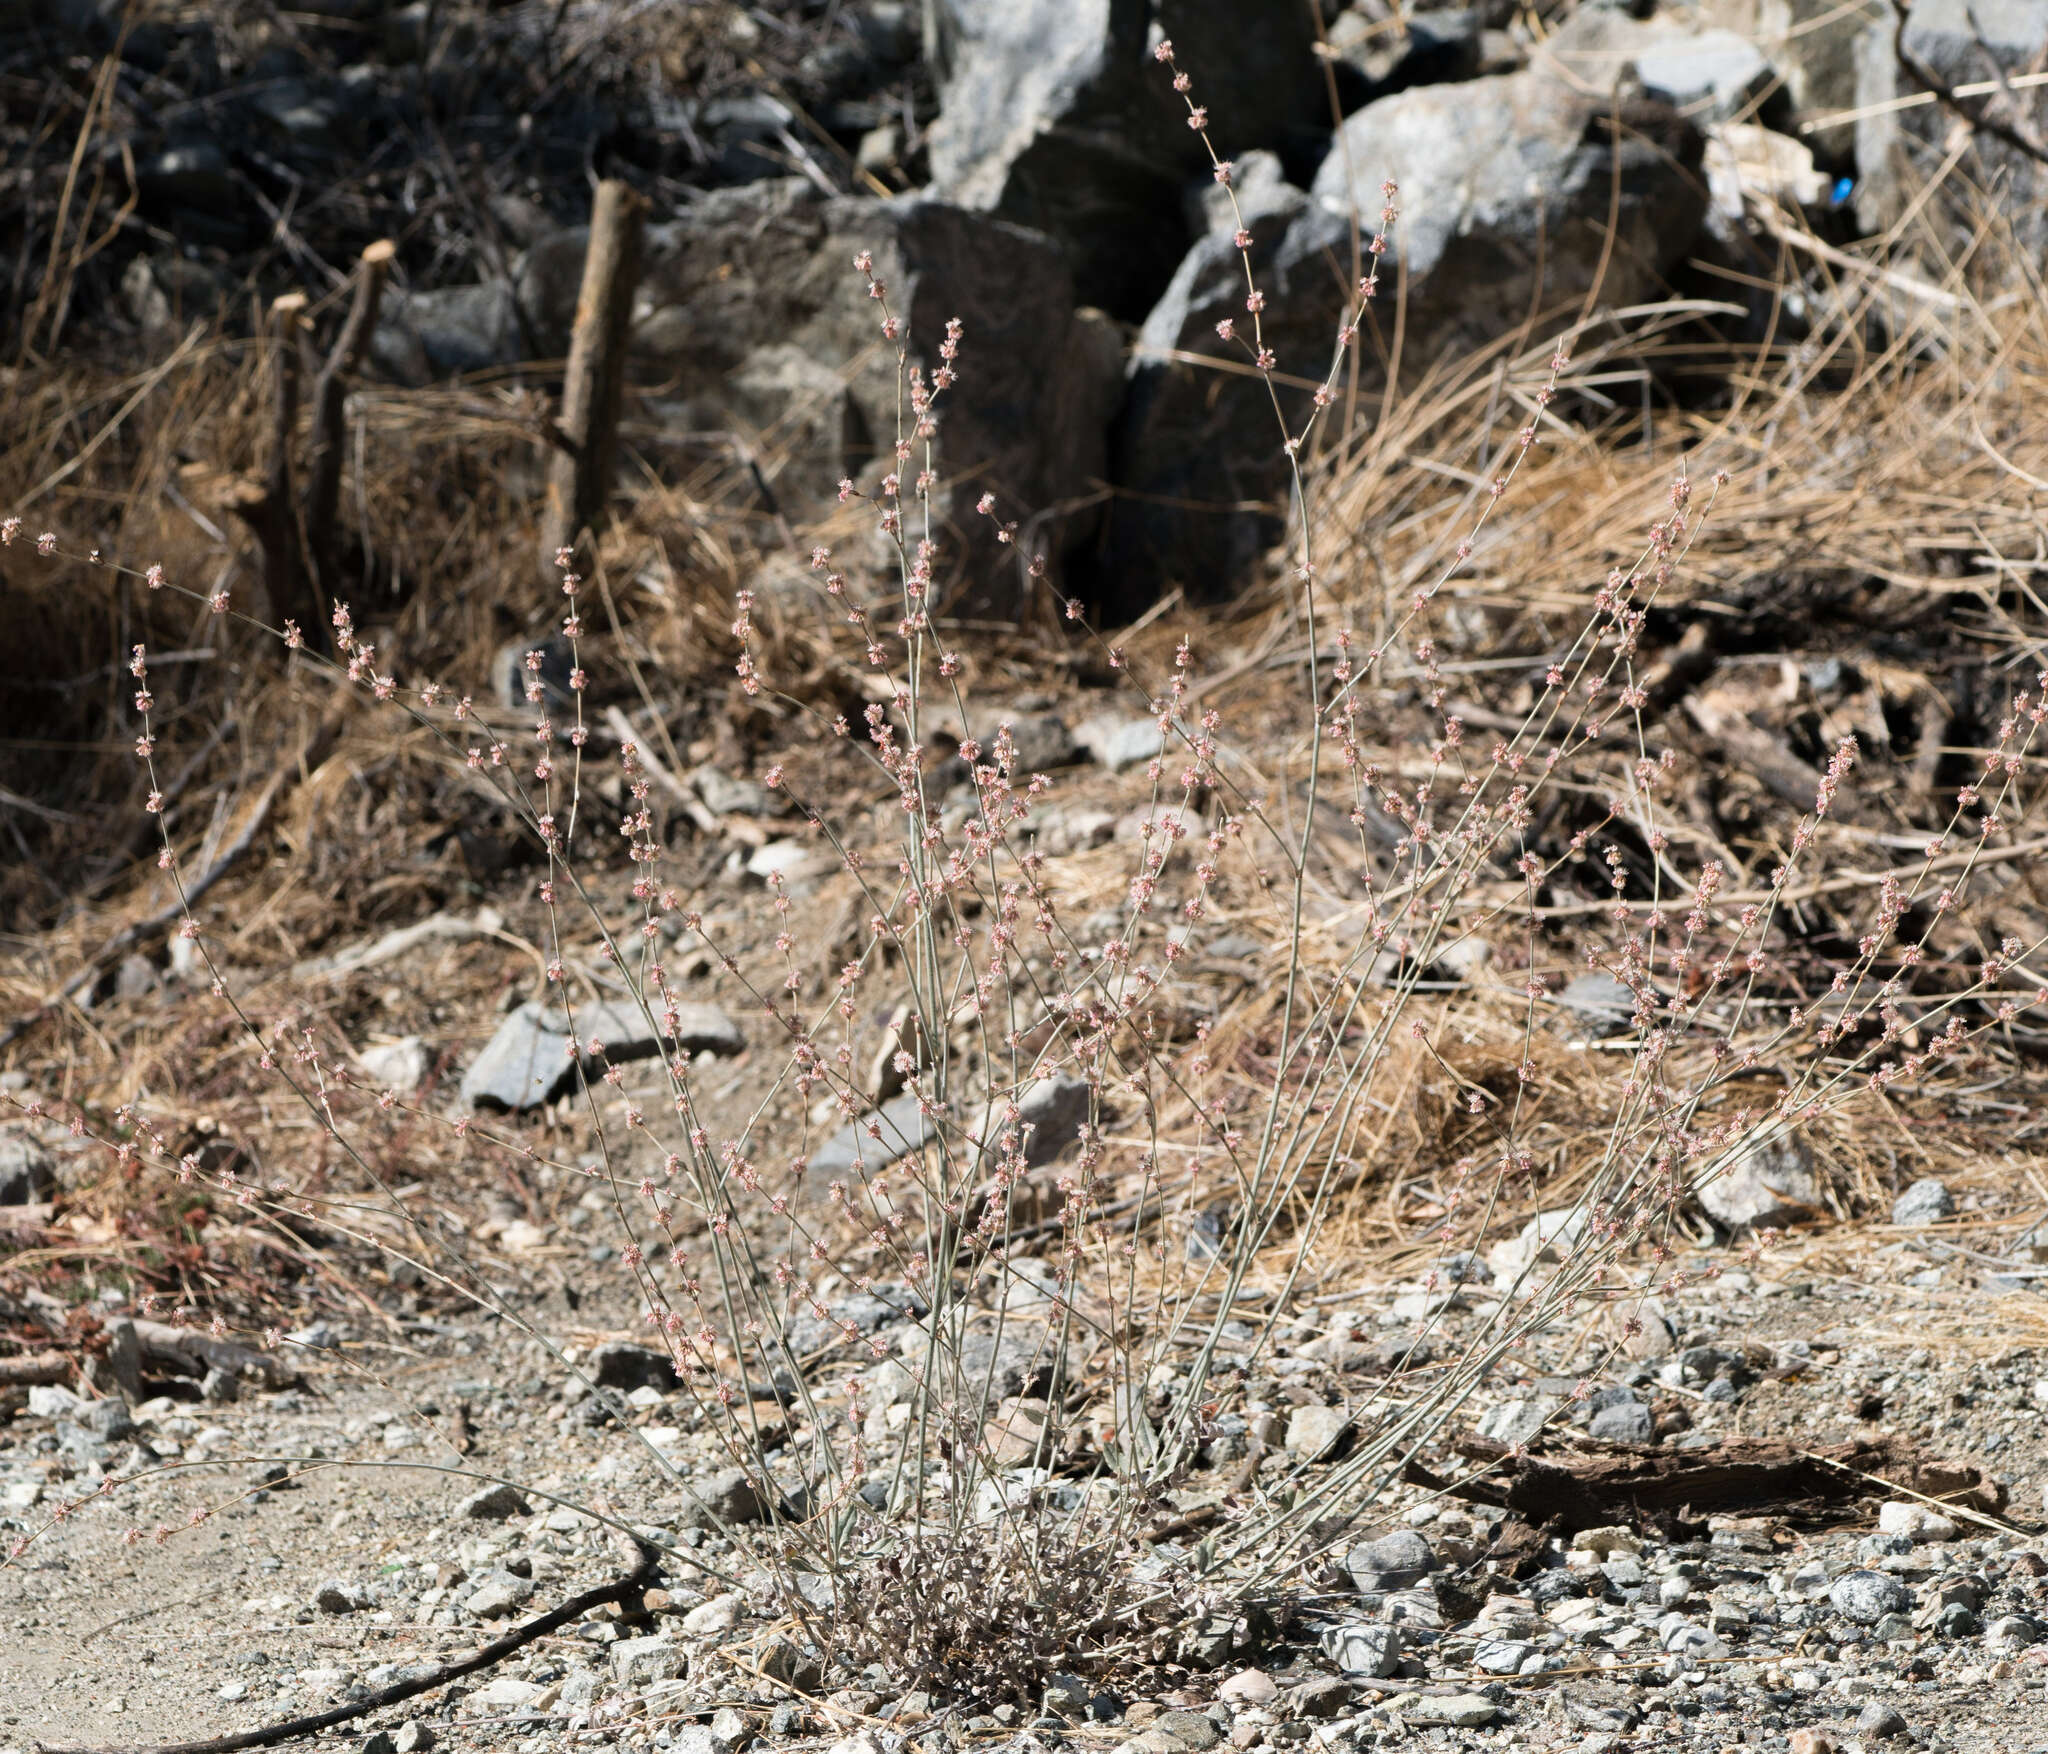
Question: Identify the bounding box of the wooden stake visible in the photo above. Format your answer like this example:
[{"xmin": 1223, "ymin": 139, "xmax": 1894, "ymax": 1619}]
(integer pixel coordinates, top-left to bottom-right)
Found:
[
  {"xmin": 539, "ymin": 179, "xmax": 644, "ymax": 588},
  {"xmin": 257, "ymin": 292, "xmax": 308, "ymax": 637},
  {"xmin": 303, "ymin": 238, "xmax": 396, "ymax": 612}
]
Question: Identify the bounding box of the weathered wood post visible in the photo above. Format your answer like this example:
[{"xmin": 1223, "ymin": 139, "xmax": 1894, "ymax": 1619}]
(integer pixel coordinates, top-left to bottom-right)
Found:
[
  {"xmin": 538, "ymin": 179, "xmax": 644, "ymax": 587},
  {"xmin": 303, "ymin": 238, "xmax": 396, "ymax": 611}
]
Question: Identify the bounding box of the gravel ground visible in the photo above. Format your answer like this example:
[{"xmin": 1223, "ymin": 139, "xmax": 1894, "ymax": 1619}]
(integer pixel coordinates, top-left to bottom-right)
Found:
[{"xmin": 8, "ymin": 1200, "xmax": 2048, "ymax": 1754}]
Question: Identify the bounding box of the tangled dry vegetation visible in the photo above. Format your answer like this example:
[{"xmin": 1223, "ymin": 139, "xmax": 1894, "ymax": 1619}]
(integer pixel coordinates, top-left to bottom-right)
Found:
[{"xmin": 9, "ymin": 144, "xmax": 2048, "ymax": 1361}]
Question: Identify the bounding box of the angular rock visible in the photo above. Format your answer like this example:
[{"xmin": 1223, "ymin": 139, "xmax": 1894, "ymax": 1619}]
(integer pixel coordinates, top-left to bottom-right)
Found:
[
  {"xmin": 1146, "ymin": 1709, "xmax": 1223, "ymax": 1753},
  {"xmin": 1488, "ymin": 1205, "xmax": 1590, "ymax": 1279},
  {"xmin": 0, "ymin": 1133, "xmax": 54, "ymax": 1206},
  {"xmin": 812, "ymin": 1091, "xmax": 939, "ymax": 1177},
  {"xmin": 1115, "ymin": 67, "xmax": 1704, "ymax": 600},
  {"xmin": 579, "ymin": 998, "xmax": 743, "ymax": 1061},
  {"xmin": 1322, "ymin": 1621, "xmax": 1402, "ymax": 1678},
  {"xmin": 973, "ymin": 1076, "xmax": 1093, "ymax": 1168},
  {"xmin": 681, "ymin": 1467, "xmax": 768, "ymax": 1528},
  {"xmin": 927, "ymin": 0, "xmax": 1322, "ymax": 317},
  {"xmin": 1283, "ymin": 1403, "xmax": 1352, "ymax": 1462},
  {"xmin": 372, "ymin": 281, "xmax": 526, "ymax": 383},
  {"xmin": 613, "ymin": 1634, "xmax": 685, "ymax": 1685},
  {"xmin": 1546, "ymin": 9, "xmax": 1786, "ymax": 125},
  {"xmin": 1076, "ymin": 715, "xmax": 1164, "ymax": 772},
  {"xmin": 1556, "ymin": 972, "xmax": 1639, "ymax": 1036},
  {"xmin": 1661, "ymin": 1620, "xmax": 1729, "ymax": 1663},
  {"xmin": 459, "ymin": 1005, "xmax": 575, "ymax": 1112},
  {"xmin": 647, "ymin": 183, "xmax": 1122, "ymax": 614},
  {"xmin": 1855, "ymin": 1704, "xmax": 1911, "ymax": 1743},
  {"xmin": 461, "ymin": 999, "xmax": 740, "ymax": 1111},
  {"xmin": 1696, "ymin": 1130, "xmax": 1817, "ymax": 1230},
  {"xmin": 456, "ymin": 1482, "xmax": 530, "ymax": 1521},
  {"xmin": 1588, "ymin": 1396, "xmax": 1653, "ymax": 1444},
  {"xmin": 359, "ymin": 1036, "xmax": 431, "ymax": 1092},
  {"xmin": 1323, "ymin": 10, "xmax": 1482, "ymax": 102},
  {"xmin": 464, "ymin": 1570, "xmax": 535, "ymax": 1618},
  {"xmin": 1699, "ymin": 0, "xmax": 1868, "ymax": 159},
  {"xmin": 958, "ymin": 1318, "xmax": 1066, "ymax": 1401},
  {"xmin": 989, "ymin": 711, "xmax": 1079, "ymax": 776},
  {"xmin": 465, "ymin": 1676, "xmax": 544, "ymax": 1711},
  {"xmin": 1474, "ymin": 1636, "xmax": 1539, "ymax": 1673},
  {"xmin": 1346, "ymin": 1528, "xmax": 1437, "ymax": 1591},
  {"xmin": 1891, "ymin": 1177, "xmax": 1954, "ymax": 1226},
  {"xmin": 1877, "ymin": 1500, "xmax": 1957, "ymax": 1543},
  {"xmin": 1830, "ymin": 1570, "xmax": 1912, "ymax": 1624},
  {"xmin": 1477, "ymin": 1395, "xmax": 1560, "ymax": 1447},
  {"xmin": 1404, "ymin": 1694, "xmax": 1497, "ymax": 1728}
]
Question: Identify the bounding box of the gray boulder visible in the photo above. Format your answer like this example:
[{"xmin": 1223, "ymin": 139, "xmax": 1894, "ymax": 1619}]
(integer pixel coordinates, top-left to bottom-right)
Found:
[
  {"xmin": 1557, "ymin": 972, "xmax": 1640, "ymax": 1037},
  {"xmin": 633, "ymin": 184, "xmax": 1124, "ymax": 616},
  {"xmin": 973, "ymin": 1075, "xmax": 1093, "ymax": 1167},
  {"xmin": 371, "ymin": 282, "xmax": 527, "ymax": 383},
  {"xmin": 811, "ymin": 1090, "xmax": 939, "ymax": 1177},
  {"xmin": 460, "ymin": 998, "xmax": 740, "ymax": 1111},
  {"xmin": 1542, "ymin": 9, "xmax": 1786, "ymax": 125},
  {"xmin": 1323, "ymin": 8, "xmax": 1483, "ymax": 99},
  {"xmin": 0, "ymin": 1133, "xmax": 53, "ymax": 1206},
  {"xmin": 1698, "ymin": 0, "xmax": 1868, "ymax": 161},
  {"xmin": 1891, "ymin": 1177, "xmax": 1954, "ymax": 1226},
  {"xmin": 1853, "ymin": 0, "xmax": 2048, "ymax": 251},
  {"xmin": 1346, "ymin": 1528, "xmax": 1437, "ymax": 1591},
  {"xmin": 371, "ymin": 183, "xmax": 1123, "ymax": 613},
  {"xmin": 1114, "ymin": 68, "xmax": 1705, "ymax": 600},
  {"xmin": 1696, "ymin": 1131, "xmax": 1818, "ymax": 1230},
  {"xmin": 1588, "ymin": 1395, "xmax": 1653, "ymax": 1444},
  {"xmin": 927, "ymin": 0, "xmax": 1323, "ymax": 317}
]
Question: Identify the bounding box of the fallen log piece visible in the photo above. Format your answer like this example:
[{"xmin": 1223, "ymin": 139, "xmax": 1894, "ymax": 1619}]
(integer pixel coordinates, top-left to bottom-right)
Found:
[
  {"xmin": 131, "ymin": 1320, "xmax": 300, "ymax": 1389},
  {"xmin": 0, "ymin": 1351, "xmax": 71, "ymax": 1386},
  {"xmin": 1411, "ymin": 1434, "xmax": 2004, "ymax": 1537}
]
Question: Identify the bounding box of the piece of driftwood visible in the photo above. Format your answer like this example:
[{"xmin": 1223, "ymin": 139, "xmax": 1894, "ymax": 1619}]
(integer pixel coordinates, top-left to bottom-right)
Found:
[
  {"xmin": 128, "ymin": 1319, "xmax": 300, "ymax": 1389},
  {"xmin": 0, "ymin": 1350, "xmax": 70, "ymax": 1386},
  {"xmin": 1409, "ymin": 1434, "xmax": 2004, "ymax": 1537},
  {"xmin": 538, "ymin": 179, "xmax": 644, "ymax": 587}
]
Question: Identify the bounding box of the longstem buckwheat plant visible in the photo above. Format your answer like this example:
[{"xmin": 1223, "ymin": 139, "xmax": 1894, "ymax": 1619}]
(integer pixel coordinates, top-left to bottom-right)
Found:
[{"xmin": 6, "ymin": 43, "xmax": 2048, "ymax": 1709}]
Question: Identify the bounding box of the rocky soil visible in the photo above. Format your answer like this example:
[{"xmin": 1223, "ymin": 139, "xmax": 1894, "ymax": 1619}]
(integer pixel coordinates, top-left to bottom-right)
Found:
[{"xmin": 8, "ymin": 1179, "xmax": 2048, "ymax": 1754}]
